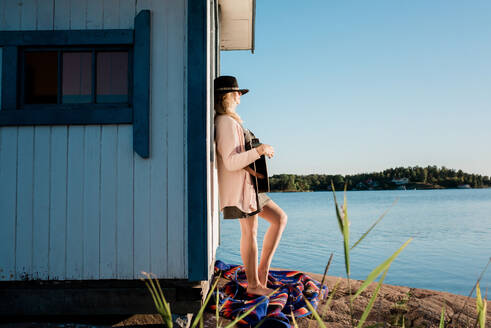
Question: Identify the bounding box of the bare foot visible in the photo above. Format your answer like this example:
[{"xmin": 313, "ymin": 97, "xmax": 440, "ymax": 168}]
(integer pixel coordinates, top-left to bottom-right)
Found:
[
  {"xmin": 258, "ymin": 269, "xmax": 268, "ymax": 288},
  {"xmin": 246, "ymin": 285, "xmax": 274, "ymax": 296}
]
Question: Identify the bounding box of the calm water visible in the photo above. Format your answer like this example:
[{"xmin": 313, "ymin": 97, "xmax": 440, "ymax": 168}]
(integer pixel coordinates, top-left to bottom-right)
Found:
[{"xmin": 216, "ymin": 189, "xmax": 491, "ymax": 296}]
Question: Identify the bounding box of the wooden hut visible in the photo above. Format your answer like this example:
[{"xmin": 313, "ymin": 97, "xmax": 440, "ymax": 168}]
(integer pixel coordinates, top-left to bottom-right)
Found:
[{"xmin": 0, "ymin": 0, "xmax": 255, "ymax": 315}]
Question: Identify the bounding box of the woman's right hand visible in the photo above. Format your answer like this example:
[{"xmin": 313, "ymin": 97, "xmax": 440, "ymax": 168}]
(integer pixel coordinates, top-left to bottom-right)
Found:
[{"xmin": 256, "ymin": 144, "xmax": 274, "ymax": 159}]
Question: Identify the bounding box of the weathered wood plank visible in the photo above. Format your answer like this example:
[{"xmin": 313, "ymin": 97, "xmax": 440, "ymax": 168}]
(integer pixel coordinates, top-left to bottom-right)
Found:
[
  {"xmin": 82, "ymin": 126, "xmax": 101, "ymax": 280},
  {"xmin": 32, "ymin": 126, "xmax": 51, "ymax": 280},
  {"xmin": 119, "ymin": 0, "xmax": 136, "ymax": 29},
  {"xmin": 100, "ymin": 125, "xmax": 118, "ymax": 278},
  {"xmin": 54, "ymin": 0, "xmax": 70, "ymax": 30},
  {"xmin": 103, "ymin": 0, "xmax": 120, "ymax": 29},
  {"xmin": 15, "ymin": 131, "xmax": 34, "ymax": 281},
  {"xmin": 116, "ymin": 0, "xmax": 136, "ymax": 279},
  {"xmin": 82, "ymin": 0, "xmax": 103, "ymax": 281},
  {"xmin": 64, "ymin": 0, "xmax": 87, "ymax": 280},
  {"xmin": 2, "ymin": 0, "xmax": 21, "ymax": 31},
  {"xmin": 0, "ymin": 127, "xmax": 18, "ymax": 281},
  {"xmin": 116, "ymin": 125, "xmax": 134, "ymax": 279},
  {"xmin": 9, "ymin": 1, "xmax": 36, "ymax": 279},
  {"xmin": 167, "ymin": 0, "xmax": 187, "ymax": 278},
  {"xmin": 70, "ymin": 0, "xmax": 87, "ymax": 29},
  {"xmin": 49, "ymin": 0, "xmax": 70, "ymax": 281},
  {"xmin": 66, "ymin": 126, "xmax": 85, "ymax": 279},
  {"xmin": 99, "ymin": 0, "xmax": 121, "ymax": 280},
  {"xmin": 133, "ymin": 0, "xmax": 152, "ymax": 276},
  {"xmin": 49, "ymin": 126, "xmax": 68, "ymax": 280},
  {"xmin": 133, "ymin": 154, "xmax": 151, "ymax": 276},
  {"xmin": 20, "ymin": 0, "xmax": 37, "ymax": 30},
  {"xmin": 147, "ymin": 1, "xmax": 167, "ymax": 277},
  {"xmin": 26, "ymin": 0, "xmax": 51, "ymax": 281},
  {"xmin": 86, "ymin": 0, "xmax": 103, "ymax": 30},
  {"xmin": 37, "ymin": 0, "xmax": 55, "ymax": 30}
]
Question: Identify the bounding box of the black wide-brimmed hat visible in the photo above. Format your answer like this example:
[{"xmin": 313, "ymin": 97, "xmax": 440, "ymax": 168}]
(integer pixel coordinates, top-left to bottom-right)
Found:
[{"xmin": 214, "ymin": 75, "xmax": 249, "ymax": 95}]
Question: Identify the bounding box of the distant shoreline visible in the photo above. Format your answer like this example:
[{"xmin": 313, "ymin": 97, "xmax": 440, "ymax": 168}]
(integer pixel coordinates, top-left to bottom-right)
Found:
[
  {"xmin": 268, "ymin": 166, "xmax": 490, "ymax": 192},
  {"xmin": 269, "ymin": 186, "xmax": 491, "ymax": 193}
]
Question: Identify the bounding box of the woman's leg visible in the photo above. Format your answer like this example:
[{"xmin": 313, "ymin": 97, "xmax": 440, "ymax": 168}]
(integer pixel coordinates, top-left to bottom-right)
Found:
[
  {"xmin": 257, "ymin": 200, "xmax": 288, "ymax": 287},
  {"xmin": 239, "ymin": 215, "xmax": 274, "ymax": 296}
]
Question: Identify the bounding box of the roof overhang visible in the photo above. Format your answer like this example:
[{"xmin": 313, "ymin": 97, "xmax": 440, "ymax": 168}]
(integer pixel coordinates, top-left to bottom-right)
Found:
[{"xmin": 218, "ymin": 0, "xmax": 256, "ymax": 52}]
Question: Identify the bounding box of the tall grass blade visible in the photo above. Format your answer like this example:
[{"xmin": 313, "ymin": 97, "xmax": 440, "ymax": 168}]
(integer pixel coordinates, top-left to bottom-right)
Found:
[
  {"xmin": 191, "ymin": 274, "xmax": 221, "ymax": 328},
  {"xmin": 141, "ymin": 272, "xmax": 173, "ymax": 328},
  {"xmin": 452, "ymin": 257, "xmax": 491, "ymax": 326},
  {"xmin": 143, "ymin": 279, "xmax": 164, "ymax": 313},
  {"xmin": 304, "ymin": 298, "xmax": 327, "ymax": 328},
  {"xmin": 331, "ymin": 181, "xmax": 350, "ymax": 276},
  {"xmin": 439, "ymin": 306, "xmax": 445, "ymax": 328},
  {"xmin": 356, "ymin": 268, "xmax": 388, "ymax": 328},
  {"xmin": 290, "ymin": 309, "xmax": 299, "ymax": 328},
  {"xmin": 351, "ymin": 198, "xmax": 398, "ymax": 250},
  {"xmin": 153, "ymin": 272, "xmax": 172, "ymax": 318},
  {"xmin": 331, "ymin": 181, "xmax": 344, "ymax": 233},
  {"xmin": 223, "ymin": 288, "xmax": 278, "ymax": 328},
  {"xmin": 352, "ymin": 238, "xmax": 412, "ymax": 300},
  {"xmin": 476, "ymin": 282, "xmax": 486, "ymax": 328},
  {"xmin": 325, "ymin": 278, "xmax": 341, "ymax": 310},
  {"xmin": 143, "ymin": 272, "xmax": 165, "ymax": 310},
  {"xmin": 342, "ymin": 184, "xmax": 350, "ymax": 277},
  {"xmin": 320, "ymin": 253, "xmax": 334, "ymax": 297}
]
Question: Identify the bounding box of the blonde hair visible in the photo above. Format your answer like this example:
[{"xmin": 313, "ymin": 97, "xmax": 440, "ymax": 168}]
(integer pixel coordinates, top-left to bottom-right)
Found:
[{"xmin": 215, "ymin": 92, "xmax": 243, "ymax": 124}]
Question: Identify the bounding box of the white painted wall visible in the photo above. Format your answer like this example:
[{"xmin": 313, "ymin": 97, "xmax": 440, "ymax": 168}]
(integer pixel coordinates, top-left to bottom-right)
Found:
[
  {"xmin": 207, "ymin": 0, "xmax": 221, "ymax": 277},
  {"xmin": 0, "ymin": 0, "xmax": 187, "ymax": 281}
]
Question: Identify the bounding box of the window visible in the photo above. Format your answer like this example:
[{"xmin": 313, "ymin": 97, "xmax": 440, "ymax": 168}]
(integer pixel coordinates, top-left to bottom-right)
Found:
[
  {"xmin": 21, "ymin": 48, "xmax": 130, "ymax": 106},
  {"xmin": 0, "ymin": 10, "xmax": 150, "ymax": 158}
]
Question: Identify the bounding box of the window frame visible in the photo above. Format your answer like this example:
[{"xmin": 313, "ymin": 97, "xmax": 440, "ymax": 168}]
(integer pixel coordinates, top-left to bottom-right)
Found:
[{"xmin": 0, "ymin": 10, "xmax": 150, "ymax": 158}]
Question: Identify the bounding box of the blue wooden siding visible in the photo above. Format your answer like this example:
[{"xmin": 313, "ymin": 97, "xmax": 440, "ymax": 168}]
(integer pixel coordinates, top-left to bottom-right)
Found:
[{"xmin": 0, "ymin": 0, "xmax": 187, "ymax": 281}]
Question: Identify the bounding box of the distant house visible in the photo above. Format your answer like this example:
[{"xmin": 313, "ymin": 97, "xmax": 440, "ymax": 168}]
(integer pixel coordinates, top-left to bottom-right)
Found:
[
  {"xmin": 457, "ymin": 184, "xmax": 472, "ymax": 189},
  {"xmin": 356, "ymin": 181, "xmax": 367, "ymax": 189},
  {"xmin": 0, "ymin": 0, "xmax": 256, "ymax": 316},
  {"xmin": 392, "ymin": 178, "xmax": 409, "ymax": 185}
]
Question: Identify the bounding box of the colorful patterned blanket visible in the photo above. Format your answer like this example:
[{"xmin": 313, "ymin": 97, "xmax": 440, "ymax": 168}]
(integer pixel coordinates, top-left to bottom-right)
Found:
[{"xmin": 209, "ymin": 260, "xmax": 328, "ymax": 328}]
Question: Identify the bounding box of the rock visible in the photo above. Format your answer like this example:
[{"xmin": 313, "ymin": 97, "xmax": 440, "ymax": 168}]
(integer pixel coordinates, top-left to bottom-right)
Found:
[{"xmin": 203, "ymin": 271, "xmax": 490, "ymax": 328}]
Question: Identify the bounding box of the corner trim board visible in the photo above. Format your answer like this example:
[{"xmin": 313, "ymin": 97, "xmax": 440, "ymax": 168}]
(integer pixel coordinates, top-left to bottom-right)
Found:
[{"xmin": 187, "ymin": 0, "xmax": 209, "ymax": 281}]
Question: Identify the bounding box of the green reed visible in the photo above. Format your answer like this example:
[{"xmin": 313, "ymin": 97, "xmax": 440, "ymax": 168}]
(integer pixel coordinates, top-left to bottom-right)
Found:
[
  {"xmin": 302, "ymin": 182, "xmax": 412, "ymax": 328},
  {"xmin": 142, "ymin": 270, "xmax": 277, "ymax": 328}
]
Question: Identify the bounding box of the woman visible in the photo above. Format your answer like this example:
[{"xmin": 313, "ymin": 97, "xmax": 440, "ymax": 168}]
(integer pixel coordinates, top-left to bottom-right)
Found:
[{"xmin": 214, "ymin": 75, "xmax": 288, "ymax": 296}]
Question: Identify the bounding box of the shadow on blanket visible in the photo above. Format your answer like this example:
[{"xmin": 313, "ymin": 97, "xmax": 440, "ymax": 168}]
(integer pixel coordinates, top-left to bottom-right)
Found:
[{"xmin": 209, "ymin": 260, "xmax": 329, "ymax": 328}]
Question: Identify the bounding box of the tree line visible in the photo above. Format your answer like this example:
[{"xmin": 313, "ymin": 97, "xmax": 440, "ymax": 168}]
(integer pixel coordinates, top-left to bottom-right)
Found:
[{"xmin": 269, "ymin": 166, "xmax": 491, "ymax": 192}]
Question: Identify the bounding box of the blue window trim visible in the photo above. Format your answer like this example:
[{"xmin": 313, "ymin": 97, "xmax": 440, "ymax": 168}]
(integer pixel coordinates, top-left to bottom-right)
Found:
[
  {"xmin": 187, "ymin": 0, "xmax": 209, "ymax": 281},
  {"xmin": 133, "ymin": 9, "xmax": 151, "ymax": 159},
  {"xmin": 0, "ymin": 10, "xmax": 150, "ymax": 159},
  {"xmin": 0, "ymin": 29, "xmax": 133, "ymax": 46}
]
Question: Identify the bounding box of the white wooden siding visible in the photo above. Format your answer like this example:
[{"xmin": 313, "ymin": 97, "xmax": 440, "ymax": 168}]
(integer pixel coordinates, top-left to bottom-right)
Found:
[
  {"xmin": 0, "ymin": 0, "xmax": 187, "ymax": 280},
  {"xmin": 207, "ymin": 0, "xmax": 221, "ymax": 277}
]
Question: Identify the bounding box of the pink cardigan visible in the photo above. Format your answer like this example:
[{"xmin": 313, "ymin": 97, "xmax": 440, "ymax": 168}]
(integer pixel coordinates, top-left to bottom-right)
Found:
[{"xmin": 215, "ymin": 115, "xmax": 261, "ymax": 213}]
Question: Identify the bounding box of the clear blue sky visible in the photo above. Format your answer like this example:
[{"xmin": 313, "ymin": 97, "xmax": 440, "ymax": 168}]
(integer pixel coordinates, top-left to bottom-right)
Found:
[{"xmin": 220, "ymin": 0, "xmax": 491, "ymax": 177}]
